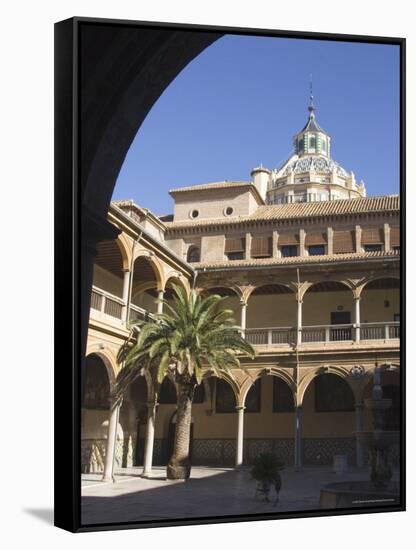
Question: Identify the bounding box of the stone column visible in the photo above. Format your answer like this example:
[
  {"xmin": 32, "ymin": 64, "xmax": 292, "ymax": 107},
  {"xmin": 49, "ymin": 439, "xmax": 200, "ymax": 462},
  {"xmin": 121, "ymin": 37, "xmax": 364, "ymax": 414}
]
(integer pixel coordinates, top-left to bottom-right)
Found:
[
  {"xmin": 157, "ymin": 289, "xmax": 164, "ymax": 315},
  {"xmin": 240, "ymin": 300, "xmax": 247, "ymax": 337},
  {"xmin": 297, "ymin": 297, "xmax": 303, "ymax": 345},
  {"xmin": 142, "ymin": 400, "xmax": 157, "ymax": 477},
  {"xmin": 102, "ymin": 400, "xmax": 121, "ymax": 482},
  {"xmin": 327, "ymin": 227, "xmax": 333, "ymax": 255},
  {"xmin": 354, "ymin": 296, "xmax": 361, "ymax": 342},
  {"xmin": 299, "ymin": 229, "xmax": 306, "ymax": 257},
  {"xmin": 121, "ymin": 268, "xmax": 131, "ymax": 323},
  {"xmin": 384, "ymin": 223, "xmax": 391, "ymax": 252},
  {"xmin": 355, "ymin": 401, "xmax": 365, "ymax": 468},
  {"xmin": 272, "ymin": 231, "xmax": 279, "ymax": 258},
  {"xmin": 355, "ymin": 225, "xmax": 362, "ymax": 253},
  {"xmin": 235, "ymin": 406, "xmax": 245, "ymax": 467},
  {"xmin": 245, "ymin": 232, "xmax": 252, "ymax": 260},
  {"xmin": 294, "ymin": 405, "xmax": 303, "ymax": 470}
]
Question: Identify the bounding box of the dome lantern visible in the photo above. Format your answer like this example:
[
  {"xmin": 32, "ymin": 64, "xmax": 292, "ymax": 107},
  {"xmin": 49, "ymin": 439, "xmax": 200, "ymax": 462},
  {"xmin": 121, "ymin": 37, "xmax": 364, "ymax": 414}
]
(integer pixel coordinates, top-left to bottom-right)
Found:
[{"xmin": 294, "ymin": 86, "xmax": 331, "ymax": 158}]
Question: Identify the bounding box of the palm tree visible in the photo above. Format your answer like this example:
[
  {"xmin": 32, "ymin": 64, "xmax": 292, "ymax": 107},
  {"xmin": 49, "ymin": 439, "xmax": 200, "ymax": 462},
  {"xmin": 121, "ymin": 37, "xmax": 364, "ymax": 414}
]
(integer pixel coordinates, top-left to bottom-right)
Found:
[{"xmin": 116, "ymin": 285, "xmax": 256, "ymax": 480}]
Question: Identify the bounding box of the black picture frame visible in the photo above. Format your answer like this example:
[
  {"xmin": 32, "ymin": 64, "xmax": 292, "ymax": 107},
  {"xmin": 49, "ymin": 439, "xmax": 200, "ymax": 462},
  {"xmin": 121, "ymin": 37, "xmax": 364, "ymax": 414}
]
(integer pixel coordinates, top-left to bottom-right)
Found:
[{"xmin": 54, "ymin": 16, "xmax": 406, "ymax": 533}]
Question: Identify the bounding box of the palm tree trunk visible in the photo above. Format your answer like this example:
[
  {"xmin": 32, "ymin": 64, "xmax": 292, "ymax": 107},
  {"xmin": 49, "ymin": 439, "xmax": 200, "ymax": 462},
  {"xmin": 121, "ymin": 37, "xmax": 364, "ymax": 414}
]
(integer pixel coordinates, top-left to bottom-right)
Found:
[{"xmin": 167, "ymin": 381, "xmax": 194, "ymax": 480}]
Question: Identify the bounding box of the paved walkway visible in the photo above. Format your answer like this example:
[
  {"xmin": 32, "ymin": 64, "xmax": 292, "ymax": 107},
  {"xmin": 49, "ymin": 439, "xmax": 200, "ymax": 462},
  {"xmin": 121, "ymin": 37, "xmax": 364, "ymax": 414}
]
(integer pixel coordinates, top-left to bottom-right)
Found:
[{"xmin": 81, "ymin": 466, "xmax": 399, "ymax": 525}]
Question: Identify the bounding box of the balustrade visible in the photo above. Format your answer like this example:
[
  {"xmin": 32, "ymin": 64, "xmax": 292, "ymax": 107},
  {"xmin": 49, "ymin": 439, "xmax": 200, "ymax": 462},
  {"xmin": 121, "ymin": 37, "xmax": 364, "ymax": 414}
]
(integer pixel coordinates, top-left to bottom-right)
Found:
[
  {"xmin": 90, "ymin": 286, "xmax": 123, "ymax": 320},
  {"xmin": 245, "ymin": 322, "xmax": 399, "ymax": 346}
]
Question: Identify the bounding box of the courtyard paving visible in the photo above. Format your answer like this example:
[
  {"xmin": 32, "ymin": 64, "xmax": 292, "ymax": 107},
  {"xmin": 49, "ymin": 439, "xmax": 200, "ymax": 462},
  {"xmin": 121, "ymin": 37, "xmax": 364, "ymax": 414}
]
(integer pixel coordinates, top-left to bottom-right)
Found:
[{"xmin": 81, "ymin": 465, "xmax": 400, "ymax": 525}]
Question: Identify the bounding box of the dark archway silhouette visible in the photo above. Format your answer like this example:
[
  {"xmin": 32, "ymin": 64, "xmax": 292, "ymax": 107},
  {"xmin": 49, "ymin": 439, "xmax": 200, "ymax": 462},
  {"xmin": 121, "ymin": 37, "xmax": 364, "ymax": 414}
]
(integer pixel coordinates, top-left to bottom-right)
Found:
[{"xmin": 55, "ymin": 19, "xmax": 222, "ymax": 528}]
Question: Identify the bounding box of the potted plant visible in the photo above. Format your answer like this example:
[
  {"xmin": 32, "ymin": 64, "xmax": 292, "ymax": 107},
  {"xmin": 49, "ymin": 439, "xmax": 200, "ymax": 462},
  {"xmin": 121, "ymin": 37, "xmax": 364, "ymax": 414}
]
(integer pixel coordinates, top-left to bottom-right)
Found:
[{"xmin": 251, "ymin": 452, "xmax": 285, "ymax": 503}]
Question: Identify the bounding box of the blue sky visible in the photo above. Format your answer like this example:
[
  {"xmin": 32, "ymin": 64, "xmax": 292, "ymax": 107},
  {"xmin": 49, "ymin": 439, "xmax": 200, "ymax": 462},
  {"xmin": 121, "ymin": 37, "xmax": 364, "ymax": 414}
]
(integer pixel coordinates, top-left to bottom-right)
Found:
[{"xmin": 113, "ymin": 35, "xmax": 400, "ymax": 215}]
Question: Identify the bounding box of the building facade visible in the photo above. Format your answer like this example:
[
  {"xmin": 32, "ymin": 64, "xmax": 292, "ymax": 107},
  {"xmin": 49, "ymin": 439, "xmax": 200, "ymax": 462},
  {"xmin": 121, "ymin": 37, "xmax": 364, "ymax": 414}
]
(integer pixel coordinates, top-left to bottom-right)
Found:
[{"xmin": 82, "ymin": 102, "xmax": 400, "ymax": 475}]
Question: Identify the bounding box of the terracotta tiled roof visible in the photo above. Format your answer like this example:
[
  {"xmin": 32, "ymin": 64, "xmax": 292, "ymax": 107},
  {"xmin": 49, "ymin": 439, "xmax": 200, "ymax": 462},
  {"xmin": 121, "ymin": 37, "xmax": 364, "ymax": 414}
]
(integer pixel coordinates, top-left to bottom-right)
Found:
[
  {"xmin": 169, "ymin": 181, "xmax": 255, "ymax": 193},
  {"xmin": 165, "ymin": 195, "xmax": 399, "ymax": 229},
  {"xmin": 193, "ymin": 250, "xmax": 399, "ymax": 270}
]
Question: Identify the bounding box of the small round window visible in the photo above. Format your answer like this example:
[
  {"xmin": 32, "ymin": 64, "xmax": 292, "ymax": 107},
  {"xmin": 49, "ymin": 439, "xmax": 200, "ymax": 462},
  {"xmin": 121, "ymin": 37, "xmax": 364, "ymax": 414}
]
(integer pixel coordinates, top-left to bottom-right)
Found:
[
  {"xmin": 190, "ymin": 209, "xmax": 199, "ymax": 219},
  {"xmin": 224, "ymin": 206, "xmax": 234, "ymax": 216}
]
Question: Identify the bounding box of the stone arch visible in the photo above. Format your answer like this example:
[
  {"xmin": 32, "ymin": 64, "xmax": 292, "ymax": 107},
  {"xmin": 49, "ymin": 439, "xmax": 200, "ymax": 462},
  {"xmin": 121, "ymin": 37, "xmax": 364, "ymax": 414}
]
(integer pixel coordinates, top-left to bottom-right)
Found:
[
  {"xmin": 164, "ymin": 273, "xmax": 190, "ymax": 296},
  {"xmin": 201, "ymin": 284, "xmax": 243, "ymax": 300},
  {"xmin": 186, "ymin": 245, "xmax": 201, "ymax": 264},
  {"xmin": 246, "ymin": 283, "xmax": 296, "ymax": 335},
  {"xmin": 301, "ymin": 280, "xmax": 356, "ymax": 334},
  {"xmin": 80, "ymin": 24, "xmax": 222, "ymax": 219},
  {"xmin": 200, "ymin": 286, "xmax": 242, "ymax": 325},
  {"xmin": 245, "ymin": 281, "xmax": 294, "ymax": 302},
  {"xmin": 298, "ymin": 366, "xmax": 353, "ymax": 406},
  {"xmin": 359, "ymin": 276, "xmax": 400, "ymax": 328},
  {"xmin": 85, "ymin": 346, "xmax": 118, "ymax": 392},
  {"xmin": 240, "ymin": 367, "xmax": 296, "ymax": 407},
  {"xmin": 116, "ymin": 232, "xmax": 132, "ymax": 271},
  {"xmin": 132, "ymin": 252, "xmax": 165, "ymax": 291},
  {"xmin": 357, "ymin": 274, "xmax": 400, "ymax": 297},
  {"xmin": 202, "ymin": 370, "xmax": 240, "ymax": 406},
  {"xmin": 300, "ymin": 279, "xmax": 355, "ymax": 301},
  {"xmin": 130, "ymin": 254, "xmax": 165, "ymax": 314}
]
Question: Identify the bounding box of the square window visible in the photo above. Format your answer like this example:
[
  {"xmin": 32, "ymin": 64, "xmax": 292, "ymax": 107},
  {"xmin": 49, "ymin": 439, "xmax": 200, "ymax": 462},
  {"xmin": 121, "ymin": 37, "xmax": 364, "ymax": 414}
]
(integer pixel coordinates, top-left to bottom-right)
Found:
[
  {"xmin": 364, "ymin": 244, "xmax": 382, "ymax": 252},
  {"xmin": 308, "ymin": 245, "xmax": 325, "ymax": 256},
  {"xmin": 226, "ymin": 251, "xmax": 244, "ymax": 261},
  {"xmin": 281, "ymin": 245, "xmax": 298, "ymax": 257}
]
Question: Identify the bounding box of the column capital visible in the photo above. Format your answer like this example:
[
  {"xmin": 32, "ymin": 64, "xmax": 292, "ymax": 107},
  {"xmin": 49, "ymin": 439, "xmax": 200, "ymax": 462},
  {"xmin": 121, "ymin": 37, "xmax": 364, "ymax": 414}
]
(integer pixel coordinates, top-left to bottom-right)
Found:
[{"xmin": 235, "ymin": 405, "xmax": 246, "ymax": 411}]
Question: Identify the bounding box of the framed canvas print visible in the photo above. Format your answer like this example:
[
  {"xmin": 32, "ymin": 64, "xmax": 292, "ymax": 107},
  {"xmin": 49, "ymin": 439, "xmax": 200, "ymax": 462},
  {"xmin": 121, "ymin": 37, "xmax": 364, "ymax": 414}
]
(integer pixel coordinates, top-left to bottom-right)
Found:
[{"xmin": 54, "ymin": 16, "xmax": 405, "ymax": 532}]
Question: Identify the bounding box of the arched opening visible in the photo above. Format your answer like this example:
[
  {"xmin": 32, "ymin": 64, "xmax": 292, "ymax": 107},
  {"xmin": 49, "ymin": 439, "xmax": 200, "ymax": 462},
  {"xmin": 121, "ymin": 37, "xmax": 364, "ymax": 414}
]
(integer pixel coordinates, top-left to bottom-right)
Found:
[
  {"xmin": 246, "ymin": 284, "xmax": 296, "ymax": 345},
  {"xmin": 119, "ymin": 376, "xmax": 148, "ymax": 467},
  {"xmin": 152, "ymin": 377, "xmax": 177, "ymax": 465},
  {"xmin": 360, "ymin": 278, "xmax": 400, "ymax": 340},
  {"xmin": 244, "ymin": 373, "xmax": 295, "ymax": 466},
  {"xmin": 159, "ymin": 378, "xmax": 177, "ymax": 405},
  {"xmin": 164, "ymin": 276, "xmax": 188, "ymax": 308},
  {"xmin": 154, "ymin": 376, "xmax": 209, "ymax": 467},
  {"xmin": 303, "ymin": 281, "xmax": 354, "ymax": 342},
  {"xmin": 301, "ymin": 372, "xmax": 355, "ymax": 465},
  {"xmin": 202, "ymin": 287, "xmax": 241, "ymax": 324},
  {"xmin": 91, "ymin": 239, "xmax": 126, "ymax": 321},
  {"xmin": 130, "ymin": 256, "xmax": 161, "ymax": 319},
  {"xmin": 81, "ymin": 354, "xmax": 112, "ymax": 473},
  {"xmin": 187, "ymin": 246, "xmax": 201, "ymax": 263}
]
